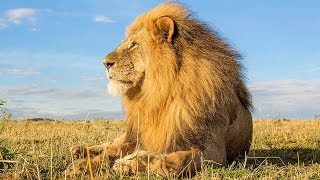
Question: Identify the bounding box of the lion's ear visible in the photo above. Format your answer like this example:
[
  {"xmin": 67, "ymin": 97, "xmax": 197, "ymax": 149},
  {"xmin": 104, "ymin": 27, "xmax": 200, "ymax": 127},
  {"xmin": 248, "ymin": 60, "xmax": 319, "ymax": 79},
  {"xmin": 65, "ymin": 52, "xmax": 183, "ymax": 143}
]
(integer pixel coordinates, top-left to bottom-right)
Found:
[{"xmin": 152, "ymin": 16, "xmax": 175, "ymax": 43}]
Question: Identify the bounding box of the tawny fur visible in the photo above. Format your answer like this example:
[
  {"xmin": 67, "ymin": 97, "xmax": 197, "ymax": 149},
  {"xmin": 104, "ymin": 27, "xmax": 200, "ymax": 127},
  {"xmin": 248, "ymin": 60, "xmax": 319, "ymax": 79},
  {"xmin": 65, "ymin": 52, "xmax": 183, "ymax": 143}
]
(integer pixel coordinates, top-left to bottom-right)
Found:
[
  {"xmin": 68, "ymin": 2, "xmax": 253, "ymax": 177},
  {"xmin": 122, "ymin": 2, "xmax": 252, "ymax": 154}
]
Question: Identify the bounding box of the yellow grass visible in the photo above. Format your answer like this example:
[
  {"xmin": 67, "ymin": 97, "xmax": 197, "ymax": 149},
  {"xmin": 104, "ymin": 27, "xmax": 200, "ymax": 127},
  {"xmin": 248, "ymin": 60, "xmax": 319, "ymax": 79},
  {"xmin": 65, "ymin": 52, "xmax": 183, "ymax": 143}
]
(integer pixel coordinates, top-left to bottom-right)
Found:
[{"xmin": 0, "ymin": 119, "xmax": 319, "ymax": 179}]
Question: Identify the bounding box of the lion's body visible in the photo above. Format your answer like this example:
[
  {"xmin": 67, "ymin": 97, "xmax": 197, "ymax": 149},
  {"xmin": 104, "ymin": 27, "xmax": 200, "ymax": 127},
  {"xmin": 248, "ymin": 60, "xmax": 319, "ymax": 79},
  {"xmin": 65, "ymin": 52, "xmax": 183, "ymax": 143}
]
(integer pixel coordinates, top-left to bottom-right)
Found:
[
  {"xmin": 123, "ymin": 2, "xmax": 253, "ymax": 162},
  {"xmin": 68, "ymin": 2, "xmax": 253, "ymax": 177}
]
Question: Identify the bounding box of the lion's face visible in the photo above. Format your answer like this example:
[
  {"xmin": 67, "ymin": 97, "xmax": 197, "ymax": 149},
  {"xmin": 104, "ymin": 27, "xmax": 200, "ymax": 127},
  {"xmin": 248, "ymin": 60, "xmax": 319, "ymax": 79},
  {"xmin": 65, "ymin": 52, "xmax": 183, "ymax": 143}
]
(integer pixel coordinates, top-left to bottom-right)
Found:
[
  {"xmin": 103, "ymin": 15, "xmax": 176, "ymax": 96},
  {"xmin": 103, "ymin": 29, "xmax": 150, "ymax": 95}
]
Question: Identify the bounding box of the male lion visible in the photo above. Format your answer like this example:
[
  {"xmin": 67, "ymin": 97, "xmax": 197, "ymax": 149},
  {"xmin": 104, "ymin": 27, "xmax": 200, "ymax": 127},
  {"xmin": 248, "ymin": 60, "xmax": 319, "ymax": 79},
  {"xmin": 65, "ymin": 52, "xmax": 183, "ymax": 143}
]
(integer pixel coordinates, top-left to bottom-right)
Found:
[{"xmin": 67, "ymin": 2, "xmax": 253, "ymax": 177}]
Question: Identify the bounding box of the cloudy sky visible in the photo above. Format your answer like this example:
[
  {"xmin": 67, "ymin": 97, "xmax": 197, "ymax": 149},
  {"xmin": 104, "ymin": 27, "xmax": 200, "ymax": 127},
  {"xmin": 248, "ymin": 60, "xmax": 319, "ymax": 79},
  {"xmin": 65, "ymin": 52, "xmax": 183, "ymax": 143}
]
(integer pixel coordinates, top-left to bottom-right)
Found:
[{"xmin": 0, "ymin": 1, "xmax": 319, "ymax": 120}]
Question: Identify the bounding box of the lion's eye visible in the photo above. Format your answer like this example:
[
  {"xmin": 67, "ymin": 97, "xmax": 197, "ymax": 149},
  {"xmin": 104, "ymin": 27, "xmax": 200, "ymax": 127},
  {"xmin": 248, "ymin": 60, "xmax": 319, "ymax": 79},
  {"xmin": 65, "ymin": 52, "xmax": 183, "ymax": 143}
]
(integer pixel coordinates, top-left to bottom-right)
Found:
[{"xmin": 129, "ymin": 41, "xmax": 139, "ymax": 50}]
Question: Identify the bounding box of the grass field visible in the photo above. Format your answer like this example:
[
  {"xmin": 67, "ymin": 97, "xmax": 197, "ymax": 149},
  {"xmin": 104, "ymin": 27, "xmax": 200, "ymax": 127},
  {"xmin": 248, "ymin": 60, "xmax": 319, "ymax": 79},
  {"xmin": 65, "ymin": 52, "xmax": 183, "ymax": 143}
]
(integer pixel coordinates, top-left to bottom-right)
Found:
[{"xmin": 0, "ymin": 119, "xmax": 319, "ymax": 179}]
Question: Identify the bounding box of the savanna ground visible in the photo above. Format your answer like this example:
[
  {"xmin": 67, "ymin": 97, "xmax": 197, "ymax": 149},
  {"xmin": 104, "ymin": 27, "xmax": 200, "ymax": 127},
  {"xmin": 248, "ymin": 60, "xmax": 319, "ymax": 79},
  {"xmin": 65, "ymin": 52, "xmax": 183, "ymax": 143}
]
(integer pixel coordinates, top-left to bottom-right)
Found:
[{"xmin": 0, "ymin": 119, "xmax": 319, "ymax": 179}]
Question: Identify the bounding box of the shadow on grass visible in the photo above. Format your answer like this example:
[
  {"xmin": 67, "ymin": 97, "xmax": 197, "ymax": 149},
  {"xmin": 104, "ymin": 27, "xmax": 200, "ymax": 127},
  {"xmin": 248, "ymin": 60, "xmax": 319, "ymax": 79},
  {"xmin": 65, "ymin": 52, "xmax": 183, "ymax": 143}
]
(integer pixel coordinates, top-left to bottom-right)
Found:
[{"xmin": 244, "ymin": 148, "xmax": 319, "ymax": 166}]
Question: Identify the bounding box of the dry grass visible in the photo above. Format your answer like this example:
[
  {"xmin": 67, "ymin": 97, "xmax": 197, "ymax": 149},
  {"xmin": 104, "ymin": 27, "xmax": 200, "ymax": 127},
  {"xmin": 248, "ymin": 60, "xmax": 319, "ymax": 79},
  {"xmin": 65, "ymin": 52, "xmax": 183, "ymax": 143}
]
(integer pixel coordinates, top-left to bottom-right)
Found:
[{"xmin": 0, "ymin": 119, "xmax": 319, "ymax": 179}]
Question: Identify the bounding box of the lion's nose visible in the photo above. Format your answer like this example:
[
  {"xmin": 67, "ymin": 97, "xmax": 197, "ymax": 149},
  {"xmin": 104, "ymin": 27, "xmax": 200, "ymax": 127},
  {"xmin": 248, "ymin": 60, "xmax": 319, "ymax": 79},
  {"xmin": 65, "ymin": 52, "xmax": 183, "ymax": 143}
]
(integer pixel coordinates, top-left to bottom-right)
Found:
[{"xmin": 103, "ymin": 60, "xmax": 115, "ymax": 70}]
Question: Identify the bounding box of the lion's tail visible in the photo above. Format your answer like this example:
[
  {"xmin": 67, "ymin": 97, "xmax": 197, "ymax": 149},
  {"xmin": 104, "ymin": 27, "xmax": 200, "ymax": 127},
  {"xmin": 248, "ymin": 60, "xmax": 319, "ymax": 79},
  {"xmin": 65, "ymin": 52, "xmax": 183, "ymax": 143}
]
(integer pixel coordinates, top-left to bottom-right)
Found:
[{"xmin": 237, "ymin": 83, "xmax": 253, "ymax": 111}]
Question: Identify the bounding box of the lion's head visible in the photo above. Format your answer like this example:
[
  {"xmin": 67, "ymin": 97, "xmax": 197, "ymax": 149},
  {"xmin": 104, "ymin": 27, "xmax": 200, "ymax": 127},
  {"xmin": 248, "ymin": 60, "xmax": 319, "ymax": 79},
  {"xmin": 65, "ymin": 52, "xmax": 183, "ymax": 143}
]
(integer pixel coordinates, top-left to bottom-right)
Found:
[{"xmin": 103, "ymin": 3, "xmax": 186, "ymax": 96}]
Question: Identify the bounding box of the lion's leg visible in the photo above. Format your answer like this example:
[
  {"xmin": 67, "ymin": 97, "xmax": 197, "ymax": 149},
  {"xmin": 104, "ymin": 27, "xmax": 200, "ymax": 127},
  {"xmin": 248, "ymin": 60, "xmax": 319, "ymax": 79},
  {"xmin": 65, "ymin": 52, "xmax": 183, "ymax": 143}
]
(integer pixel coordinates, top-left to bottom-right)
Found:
[
  {"xmin": 112, "ymin": 148, "xmax": 202, "ymax": 177},
  {"xmin": 112, "ymin": 125, "xmax": 228, "ymax": 177},
  {"xmin": 70, "ymin": 143, "xmax": 110, "ymax": 159},
  {"xmin": 70, "ymin": 133, "xmax": 126, "ymax": 159},
  {"xmin": 66, "ymin": 134, "xmax": 135, "ymax": 176}
]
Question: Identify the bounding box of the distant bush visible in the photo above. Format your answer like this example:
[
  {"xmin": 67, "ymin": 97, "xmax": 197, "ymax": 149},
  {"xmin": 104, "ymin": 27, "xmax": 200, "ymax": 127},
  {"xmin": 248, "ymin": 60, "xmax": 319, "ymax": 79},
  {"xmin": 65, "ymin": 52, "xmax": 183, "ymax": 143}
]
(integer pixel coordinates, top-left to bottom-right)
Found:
[{"xmin": 0, "ymin": 100, "xmax": 12, "ymax": 121}]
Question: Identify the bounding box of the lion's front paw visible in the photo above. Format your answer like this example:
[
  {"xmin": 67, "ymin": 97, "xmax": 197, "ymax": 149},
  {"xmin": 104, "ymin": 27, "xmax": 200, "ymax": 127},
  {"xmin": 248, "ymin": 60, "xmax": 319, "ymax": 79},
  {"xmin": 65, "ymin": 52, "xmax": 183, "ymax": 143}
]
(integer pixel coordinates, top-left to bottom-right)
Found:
[
  {"xmin": 112, "ymin": 159, "xmax": 134, "ymax": 175},
  {"xmin": 112, "ymin": 156, "xmax": 138, "ymax": 175},
  {"xmin": 70, "ymin": 146, "xmax": 85, "ymax": 159},
  {"xmin": 112, "ymin": 150, "xmax": 152, "ymax": 175}
]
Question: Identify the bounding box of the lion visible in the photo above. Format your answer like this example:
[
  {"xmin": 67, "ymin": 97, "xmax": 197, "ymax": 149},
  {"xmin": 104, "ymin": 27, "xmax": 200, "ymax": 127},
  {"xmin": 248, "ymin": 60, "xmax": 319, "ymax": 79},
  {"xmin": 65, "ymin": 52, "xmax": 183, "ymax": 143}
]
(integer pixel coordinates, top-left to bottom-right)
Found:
[{"xmin": 67, "ymin": 2, "xmax": 253, "ymax": 177}]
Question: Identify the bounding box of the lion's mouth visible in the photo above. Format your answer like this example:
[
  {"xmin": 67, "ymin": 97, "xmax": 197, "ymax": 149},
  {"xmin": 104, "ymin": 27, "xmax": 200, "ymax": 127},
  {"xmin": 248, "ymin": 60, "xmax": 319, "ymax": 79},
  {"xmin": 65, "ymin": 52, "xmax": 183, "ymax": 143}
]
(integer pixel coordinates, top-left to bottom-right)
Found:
[
  {"xmin": 109, "ymin": 77, "xmax": 133, "ymax": 84},
  {"xmin": 116, "ymin": 80, "xmax": 133, "ymax": 84},
  {"xmin": 107, "ymin": 70, "xmax": 134, "ymax": 84}
]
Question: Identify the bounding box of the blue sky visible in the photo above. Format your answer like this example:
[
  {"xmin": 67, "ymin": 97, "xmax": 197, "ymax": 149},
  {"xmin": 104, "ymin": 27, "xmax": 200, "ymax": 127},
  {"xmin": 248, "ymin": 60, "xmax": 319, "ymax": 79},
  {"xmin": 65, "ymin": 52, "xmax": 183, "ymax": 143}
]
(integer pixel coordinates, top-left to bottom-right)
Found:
[{"xmin": 0, "ymin": 0, "xmax": 319, "ymax": 119}]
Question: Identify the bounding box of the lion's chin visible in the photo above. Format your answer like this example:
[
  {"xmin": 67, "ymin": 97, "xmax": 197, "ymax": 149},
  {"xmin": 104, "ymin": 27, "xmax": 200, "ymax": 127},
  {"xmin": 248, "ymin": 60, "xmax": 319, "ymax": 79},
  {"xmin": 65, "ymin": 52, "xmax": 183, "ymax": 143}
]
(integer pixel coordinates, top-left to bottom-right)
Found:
[{"xmin": 107, "ymin": 80, "xmax": 132, "ymax": 96}]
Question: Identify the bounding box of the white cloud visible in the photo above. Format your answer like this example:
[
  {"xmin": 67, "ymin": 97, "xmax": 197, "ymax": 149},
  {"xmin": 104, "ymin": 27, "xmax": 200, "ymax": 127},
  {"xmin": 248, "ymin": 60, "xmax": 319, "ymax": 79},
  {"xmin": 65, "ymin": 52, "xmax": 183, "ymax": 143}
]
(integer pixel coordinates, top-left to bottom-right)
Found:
[
  {"xmin": 0, "ymin": 85, "xmax": 122, "ymax": 119},
  {"xmin": 5, "ymin": 8, "xmax": 36, "ymax": 24},
  {"xmin": 0, "ymin": 8, "xmax": 115, "ymax": 30},
  {"xmin": 0, "ymin": 18, "xmax": 8, "ymax": 29},
  {"xmin": 0, "ymin": 50, "xmax": 100, "ymax": 69},
  {"xmin": 8, "ymin": 107, "xmax": 123, "ymax": 120},
  {"xmin": 0, "ymin": 8, "xmax": 38, "ymax": 29},
  {"xmin": 0, "ymin": 67, "xmax": 40, "ymax": 77},
  {"xmin": 0, "ymin": 86, "xmax": 104, "ymax": 100},
  {"xmin": 80, "ymin": 74, "xmax": 105, "ymax": 81},
  {"xmin": 308, "ymin": 67, "xmax": 320, "ymax": 72},
  {"xmin": 30, "ymin": 27, "xmax": 40, "ymax": 31},
  {"xmin": 92, "ymin": 15, "xmax": 114, "ymax": 23},
  {"xmin": 249, "ymin": 79, "xmax": 320, "ymax": 119}
]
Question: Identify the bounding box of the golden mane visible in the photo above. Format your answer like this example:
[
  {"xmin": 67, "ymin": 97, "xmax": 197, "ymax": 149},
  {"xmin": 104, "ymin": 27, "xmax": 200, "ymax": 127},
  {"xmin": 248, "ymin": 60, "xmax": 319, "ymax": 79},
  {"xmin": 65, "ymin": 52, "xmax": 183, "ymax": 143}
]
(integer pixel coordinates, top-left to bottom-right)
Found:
[{"xmin": 123, "ymin": 2, "xmax": 252, "ymax": 153}]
